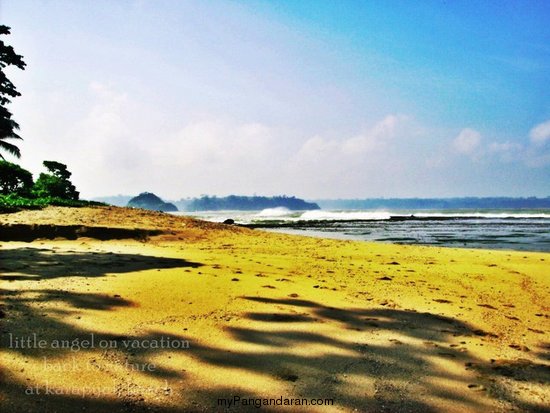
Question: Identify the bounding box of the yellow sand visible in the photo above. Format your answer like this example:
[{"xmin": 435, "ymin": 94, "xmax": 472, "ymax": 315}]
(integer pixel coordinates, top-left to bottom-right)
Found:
[{"xmin": 0, "ymin": 206, "xmax": 548, "ymax": 412}]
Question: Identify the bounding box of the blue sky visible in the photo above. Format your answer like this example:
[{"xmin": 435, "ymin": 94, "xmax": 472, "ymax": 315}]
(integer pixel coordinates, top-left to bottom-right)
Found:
[{"xmin": 2, "ymin": 0, "xmax": 549, "ymax": 199}]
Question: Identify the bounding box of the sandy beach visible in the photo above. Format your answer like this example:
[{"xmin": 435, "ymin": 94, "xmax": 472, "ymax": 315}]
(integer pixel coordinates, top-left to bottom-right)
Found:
[{"xmin": 0, "ymin": 206, "xmax": 548, "ymax": 412}]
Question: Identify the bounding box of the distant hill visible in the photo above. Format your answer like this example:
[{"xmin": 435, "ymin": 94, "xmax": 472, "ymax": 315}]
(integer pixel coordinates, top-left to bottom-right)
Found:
[
  {"xmin": 314, "ymin": 197, "xmax": 550, "ymax": 210},
  {"xmin": 127, "ymin": 192, "xmax": 178, "ymax": 212},
  {"xmin": 184, "ymin": 195, "xmax": 320, "ymax": 211}
]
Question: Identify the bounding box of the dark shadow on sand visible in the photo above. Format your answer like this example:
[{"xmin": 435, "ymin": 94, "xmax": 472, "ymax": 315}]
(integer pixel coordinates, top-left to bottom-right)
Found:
[
  {"xmin": 1, "ymin": 254, "xmax": 548, "ymax": 412},
  {"xmin": 0, "ymin": 247, "xmax": 202, "ymax": 280},
  {"xmin": 0, "ymin": 223, "xmax": 164, "ymax": 242},
  {"xmin": 186, "ymin": 296, "xmax": 550, "ymax": 412}
]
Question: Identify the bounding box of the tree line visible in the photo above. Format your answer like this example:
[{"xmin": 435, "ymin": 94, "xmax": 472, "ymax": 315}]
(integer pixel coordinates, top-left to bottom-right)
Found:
[{"xmin": 183, "ymin": 195, "xmax": 320, "ymax": 211}]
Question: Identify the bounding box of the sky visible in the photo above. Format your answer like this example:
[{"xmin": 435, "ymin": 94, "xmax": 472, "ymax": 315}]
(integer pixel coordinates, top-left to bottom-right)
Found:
[{"xmin": 1, "ymin": 0, "xmax": 549, "ymax": 200}]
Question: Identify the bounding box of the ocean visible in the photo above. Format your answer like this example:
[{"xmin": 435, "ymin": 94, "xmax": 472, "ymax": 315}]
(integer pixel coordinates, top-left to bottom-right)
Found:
[{"xmin": 172, "ymin": 208, "xmax": 550, "ymax": 252}]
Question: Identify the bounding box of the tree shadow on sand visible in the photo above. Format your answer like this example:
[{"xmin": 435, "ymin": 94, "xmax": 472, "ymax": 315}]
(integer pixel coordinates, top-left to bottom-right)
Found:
[
  {"xmin": 0, "ymin": 247, "xmax": 202, "ymax": 280},
  {"xmin": 187, "ymin": 296, "xmax": 550, "ymax": 412},
  {"xmin": 1, "ymin": 247, "xmax": 549, "ymax": 412},
  {"xmin": 0, "ymin": 247, "xmax": 205, "ymax": 412}
]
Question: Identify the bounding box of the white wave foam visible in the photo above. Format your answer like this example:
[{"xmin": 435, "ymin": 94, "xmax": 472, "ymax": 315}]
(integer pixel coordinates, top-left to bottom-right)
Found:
[
  {"xmin": 299, "ymin": 210, "xmax": 392, "ymax": 221},
  {"xmin": 256, "ymin": 207, "xmax": 293, "ymax": 217},
  {"xmin": 173, "ymin": 209, "xmax": 550, "ymax": 223}
]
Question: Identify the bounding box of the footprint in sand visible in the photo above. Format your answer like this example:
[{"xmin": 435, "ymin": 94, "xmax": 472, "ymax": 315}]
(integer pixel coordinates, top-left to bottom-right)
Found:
[
  {"xmin": 473, "ymin": 329, "xmax": 497, "ymax": 337},
  {"xmin": 478, "ymin": 303, "xmax": 498, "ymax": 310},
  {"xmin": 527, "ymin": 328, "xmax": 544, "ymax": 334},
  {"xmin": 438, "ymin": 352, "xmax": 457, "ymax": 358},
  {"xmin": 509, "ymin": 344, "xmax": 530, "ymax": 352},
  {"xmin": 276, "ymin": 371, "xmax": 299, "ymax": 382}
]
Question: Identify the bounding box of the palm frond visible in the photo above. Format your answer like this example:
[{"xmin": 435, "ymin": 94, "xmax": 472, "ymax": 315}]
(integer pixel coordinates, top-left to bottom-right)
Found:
[{"xmin": 0, "ymin": 138, "xmax": 21, "ymax": 158}]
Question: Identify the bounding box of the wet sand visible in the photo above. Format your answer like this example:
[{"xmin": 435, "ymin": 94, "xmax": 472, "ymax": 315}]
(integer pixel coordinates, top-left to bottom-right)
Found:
[{"xmin": 0, "ymin": 206, "xmax": 549, "ymax": 412}]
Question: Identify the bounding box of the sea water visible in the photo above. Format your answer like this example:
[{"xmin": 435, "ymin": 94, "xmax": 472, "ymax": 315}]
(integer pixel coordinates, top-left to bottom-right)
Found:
[{"xmin": 172, "ymin": 208, "xmax": 550, "ymax": 252}]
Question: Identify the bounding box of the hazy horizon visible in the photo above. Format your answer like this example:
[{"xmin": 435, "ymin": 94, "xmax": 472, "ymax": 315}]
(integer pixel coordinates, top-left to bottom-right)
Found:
[
  {"xmin": 94, "ymin": 193, "xmax": 550, "ymax": 204},
  {"xmin": 2, "ymin": 0, "xmax": 549, "ymax": 199}
]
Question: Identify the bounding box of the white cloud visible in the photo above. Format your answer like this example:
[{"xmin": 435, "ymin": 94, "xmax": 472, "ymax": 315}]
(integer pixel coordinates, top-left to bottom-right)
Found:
[
  {"xmin": 487, "ymin": 141, "xmax": 523, "ymax": 163},
  {"xmin": 529, "ymin": 120, "xmax": 550, "ymax": 145},
  {"xmin": 17, "ymin": 81, "xmax": 281, "ymax": 198},
  {"xmin": 282, "ymin": 114, "xmax": 420, "ymax": 197},
  {"xmin": 153, "ymin": 119, "xmax": 272, "ymax": 167},
  {"xmin": 341, "ymin": 114, "xmax": 409, "ymax": 155},
  {"xmin": 291, "ymin": 114, "xmax": 410, "ymax": 165},
  {"xmin": 14, "ymin": 76, "xmax": 546, "ymax": 199},
  {"xmin": 452, "ymin": 128, "xmax": 481, "ymax": 155}
]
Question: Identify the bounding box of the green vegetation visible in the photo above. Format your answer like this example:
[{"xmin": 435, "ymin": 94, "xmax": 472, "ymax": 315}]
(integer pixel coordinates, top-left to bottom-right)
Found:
[
  {"xmin": 183, "ymin": 195, "xmax": 320, "ymax": 211},
  {"xmin": 0, "ymin": 161, "xmax": 32, "ymax": 195},
  {"xmin": 0, "ymin": 27, "xmax": 100, "ymax": 213},
  {"xmin": 0, "ymin": 194, "xmax": 101, "ymax": 213},
  {"xmin": 0, "ymin": 25, "xmax": 26, "ymax": 159},
  {"xmin": 0, "ymin": 160, "xmax": 101, "ymax": 213},
  {"xmin": 0, "ymin": 67, "xmax": 94, "ymax": 211},
  {"xmin": 33, "ymin": 160, "xmax": 79, "ymax": 200}
]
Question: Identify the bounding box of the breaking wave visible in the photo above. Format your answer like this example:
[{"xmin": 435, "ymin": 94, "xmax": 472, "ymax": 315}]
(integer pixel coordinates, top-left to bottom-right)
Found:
[{"xmin": 256, "ymin": 207, "xmax": 293, "ymax": 217}]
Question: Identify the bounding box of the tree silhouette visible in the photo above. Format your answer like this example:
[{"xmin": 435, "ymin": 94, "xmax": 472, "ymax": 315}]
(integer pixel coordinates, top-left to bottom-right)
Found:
[
  {"xmin": 0, "ymin": 25, "xmax": 26, "ymax": 159},
  {"xmin": 0, "ymin": 160, "xmax": 33, "ymax": 194},
  {"xmin": 33, "ymin": 161, "xmax": 80, "ymax": 200}
]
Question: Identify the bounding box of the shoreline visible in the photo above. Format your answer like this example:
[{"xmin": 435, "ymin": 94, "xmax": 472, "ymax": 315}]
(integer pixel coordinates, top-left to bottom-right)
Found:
[
  {"xmin": 1, "ymin": 206, "xmax": 549, "ymax": 412},
  {"xmin": 172, "ymin": 209, "xmax": 550, "ymax": 253}
]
